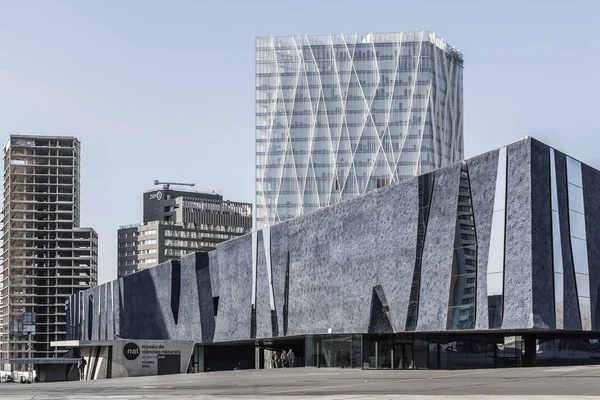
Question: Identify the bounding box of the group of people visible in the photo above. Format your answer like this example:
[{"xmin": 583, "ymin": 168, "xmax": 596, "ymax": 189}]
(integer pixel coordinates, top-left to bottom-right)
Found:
[{"xmin": 272, "ymin": 349, "xmax": 295, "ymax": 368}]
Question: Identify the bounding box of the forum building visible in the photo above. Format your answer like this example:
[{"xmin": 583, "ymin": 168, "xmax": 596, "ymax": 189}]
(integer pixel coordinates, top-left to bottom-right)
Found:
[{"xmin": 55, "ymin": 138, "xmax": 600, "ymax": 378}]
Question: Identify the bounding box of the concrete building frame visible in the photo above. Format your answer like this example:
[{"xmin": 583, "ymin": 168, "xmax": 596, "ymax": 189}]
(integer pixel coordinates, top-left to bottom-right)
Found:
[{"xmin": 0, "ymin": 135, "xmax": 98, "ymax": 371}]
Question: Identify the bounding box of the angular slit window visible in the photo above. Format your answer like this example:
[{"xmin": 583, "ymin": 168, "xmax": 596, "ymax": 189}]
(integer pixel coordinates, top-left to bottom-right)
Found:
[
  {"xmin": 487, "ymin": 147, "xmax": 507, "ymax": 329},
  {"xmin": 406, "ymin": 172, "xmax": 435, "ymax": 331},
  {"xmin": 447, "ymin": 163, "xmax": 477, "ymax": 330},
  {"xmin": 550, "ymin": 149, "xmax": 564, "ymax": 328},
  {"xmin": 566, "ymin": 156, "xmax": 591, "ymax": 331}
]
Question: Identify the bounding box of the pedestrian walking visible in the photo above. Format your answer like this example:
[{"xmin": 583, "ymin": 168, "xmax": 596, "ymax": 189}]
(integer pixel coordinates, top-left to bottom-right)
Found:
[
  {"xmin": 77, "ymin": 356, "xmax": 86, "ymax": 381},
  {"xmin": 288, "ymin": 349, "xmax": 295, "ymax": 368},
  {"xmin": 273, "ymin": 351, "xmax": 279, "ymax": 368},
  {"xmin": 280, "ymin": 349, "xmax": 288, "ymax": 368}
]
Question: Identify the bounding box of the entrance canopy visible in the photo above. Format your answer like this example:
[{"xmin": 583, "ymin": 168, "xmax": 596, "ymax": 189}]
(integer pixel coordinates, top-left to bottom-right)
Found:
[
  {"xmin": 0, "ymin": 358, "xmax": 79, "ymax": 365},
  {"xmin": 51, "ymin": 340, "xmax": 116, "ymax": 348}
]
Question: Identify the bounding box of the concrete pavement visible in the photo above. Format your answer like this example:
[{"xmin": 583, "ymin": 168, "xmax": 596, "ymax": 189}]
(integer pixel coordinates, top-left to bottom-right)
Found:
[{"xmin": 2, "ymin": 365, "xmax": 600, "ymax": 399}]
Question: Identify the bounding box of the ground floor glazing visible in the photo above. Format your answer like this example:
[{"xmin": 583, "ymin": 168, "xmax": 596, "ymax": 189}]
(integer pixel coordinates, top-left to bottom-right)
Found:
[
  {"xmin": 196, "ymin": 332, "xmax": 600, "ymax": 372},
  {"xmin": 308, "ymin": 332, "xmax": 600, "ymax": 369}
]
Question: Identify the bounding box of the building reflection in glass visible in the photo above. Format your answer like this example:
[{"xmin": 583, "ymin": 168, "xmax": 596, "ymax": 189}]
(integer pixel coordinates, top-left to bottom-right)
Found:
[
  {"xmin": 487, "ymin": 147, "xmax": 508, "ymax": 328},
  {"xmin": 566, "ymin": 157, "xmax": 591, "ymax": 330},
  {"xmin": 550, "ymin": 149, "xmax": 564, "ymax": 329},
  {"xmin": 447, "ymin": 162, "xmax": 477, "ymax": 330},
  {"xmin": 354, "ymin": 333, "xmax": 600, "ymax": 370},
  {"xmin": 406, "ymin": 172, "xmax": 435, "ymax": 331},
  {"xmin": 311, "ymin": 335, "xmax": 362, "ymax": 368}
]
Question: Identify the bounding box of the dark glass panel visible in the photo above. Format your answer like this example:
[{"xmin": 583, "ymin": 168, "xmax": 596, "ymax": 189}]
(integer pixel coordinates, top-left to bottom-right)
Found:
[
  {"xmin": 487, "ymin": 147, "xmax": 507, "ymax": 328},
  {"xmin": 351, "ymin": 334, "xmax": 362, "ymax": 369},
  {"xmin": 377, "ymin": 335, "xmax": 393, "ymax": 369},
  {"xmin": 496, "ymin": 336, "xmax": 522, "ymax": 368},
  {"xmin": 447, "ymin": 305, "xmax": 475, "ymax": 330},
  {"xmin": 413, "ymin": 338, "xmax": 428, "ymax": 369},
  {"xmin": 469, "ymin": 336, "xmax": 488, "ymax": 368},
  {"xmin": 314, "ymin": 336, "xmax": 325, "ymax": 368},
  {"xmin": 555, "ymin": 337, "xmax": 574, "ymax": 363},
  {"xmin": 488, "ymin": 295, "xmax": 503, "ymax": 329},
  {"xmin": 447, "ymin": 337, "xmax": 470, "ymax": 369},
  {"xmin": 362, "ymin": 335, "xmax": 377, "ymax": 369},
  {"xmin": 393, "ymin": 334, "xmax": 414, "ymax": 369},
  {"xmin": 571, "ymin": 337, "xmax": 592, "ymax": 363},
  {"xmin": 447, "ymin": 163, "xmax": 477, "ymax": 330},
  {"xmin": 406, "ymin": 172, "xmax": 435, "ymax": 331},
  {"xmin": 320, "ymin": 336, "xmax": 334, "ymax": 367},
  {"xmin": 536, "ymin": 336, "xmax": 556, "ymax": 366}
]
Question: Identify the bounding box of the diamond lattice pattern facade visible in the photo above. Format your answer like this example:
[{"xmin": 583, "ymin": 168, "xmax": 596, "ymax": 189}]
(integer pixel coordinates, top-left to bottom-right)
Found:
[{"xmin": 256, "ymin": 31, "xmax": 464, "ymax": 228}]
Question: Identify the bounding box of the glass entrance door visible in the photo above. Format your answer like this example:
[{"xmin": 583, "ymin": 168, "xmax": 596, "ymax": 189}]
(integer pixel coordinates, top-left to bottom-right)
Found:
[
  {"xmin": 393, "ymin": 343, "xmax": 414, "ymax": 369},
  {"xmin": 316, "ymin": 335, "xmax": 362, "ymax": 368},
  {"xmin": 428, "ymin": 342, "xmax": 441, "ymax": 369}
]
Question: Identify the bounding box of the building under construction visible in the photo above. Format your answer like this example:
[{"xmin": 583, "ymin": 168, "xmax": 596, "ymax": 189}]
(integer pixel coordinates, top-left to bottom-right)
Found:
[
  {"xmin": 0, "ymin": 135, "xmax": 98, "ymax": 372},
  {"xmin": 117, "ymin": 186, "xmax": 252, "ymax": 277}
]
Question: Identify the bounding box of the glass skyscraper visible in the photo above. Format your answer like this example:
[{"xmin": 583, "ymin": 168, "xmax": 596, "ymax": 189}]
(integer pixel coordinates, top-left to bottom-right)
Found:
[{"xmin": 255, "ymin": 31, "xmax": 464, "ymax": 228}]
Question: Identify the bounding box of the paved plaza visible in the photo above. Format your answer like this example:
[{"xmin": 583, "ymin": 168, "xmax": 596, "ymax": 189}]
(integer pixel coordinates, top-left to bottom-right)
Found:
[{"xmin": 2, "ymin": 365, "xmax": 600, "ymax": 399}]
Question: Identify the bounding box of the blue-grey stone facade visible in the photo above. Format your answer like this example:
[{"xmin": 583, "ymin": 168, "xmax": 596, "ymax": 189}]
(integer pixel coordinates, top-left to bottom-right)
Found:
[{"xmin": 67, "ymin": 138, "xmax": 600, "ymax": 344}]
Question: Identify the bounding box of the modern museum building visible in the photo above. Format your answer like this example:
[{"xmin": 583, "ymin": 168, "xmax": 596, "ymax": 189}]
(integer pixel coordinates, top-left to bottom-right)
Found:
[{"xmin": 55, "ymin": 138, "xmax": 600, "ymax": 378}]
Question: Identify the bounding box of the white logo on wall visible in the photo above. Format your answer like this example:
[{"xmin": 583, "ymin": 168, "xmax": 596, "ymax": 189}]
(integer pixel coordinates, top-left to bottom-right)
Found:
[
  {"xmin": 149, "ymin": 191, "xmax": 163, "ymax": 201},
  {"xmin": 123, "ymin": 342, "xmax": 140, "ymax": 361}
]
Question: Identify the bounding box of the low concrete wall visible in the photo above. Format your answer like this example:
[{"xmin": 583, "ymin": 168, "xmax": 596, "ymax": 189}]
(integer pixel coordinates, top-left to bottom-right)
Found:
[
  {"xmin": 82, "ymin": 340, "xmax": 194, "ymax": 379},
  {"xmin": 37, "ymin": 364, "xmax": 79, "ymax": 382}
]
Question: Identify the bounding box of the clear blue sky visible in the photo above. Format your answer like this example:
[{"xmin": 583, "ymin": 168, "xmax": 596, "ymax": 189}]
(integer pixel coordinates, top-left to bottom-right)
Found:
[{"xmin": 1, "ymin": 0, "xmax": 599, "ymax": 284}]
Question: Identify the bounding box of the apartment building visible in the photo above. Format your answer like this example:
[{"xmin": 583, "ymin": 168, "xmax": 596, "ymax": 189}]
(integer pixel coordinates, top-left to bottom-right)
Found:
[{"xmin": 117, "ymin": 189, "xmax": 251, "ymax": 277}]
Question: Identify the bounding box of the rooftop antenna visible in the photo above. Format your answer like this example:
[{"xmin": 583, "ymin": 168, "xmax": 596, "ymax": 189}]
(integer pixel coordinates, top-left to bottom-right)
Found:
[{"xmin": 153, "ymin": 180, "xmax": 196, "ymax": 190}]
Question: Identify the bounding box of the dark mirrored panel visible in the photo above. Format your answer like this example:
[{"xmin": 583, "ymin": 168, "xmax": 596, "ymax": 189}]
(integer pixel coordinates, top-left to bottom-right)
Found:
[
  {"xmin": 262, "ymin": 226, "xmax": 276, "ymax": 310},
  {"xmin": 447, "ymin": 163, "xmax": 477, "ymax": 330},
  {"xmin": 487, "ymin": 147, "xmax": 507, "ymax": 329},
  {"xmin": 579, "ymin": 298, "xmax": 592, "ymax": 332},
  {"xmin": 566, "ymin": 156, "xmax": 591, "ymax": 330},
  {"xmin": 251, "ymin": 230, "xmax": 258, "ymax": 306},
  {"xmin": 554, "ymin": 272, "xmax": 564, "ymax": 329},
  {"xmin": 567, "ymin": 183, "xmax": 585, "ymax": 214},
  {"xmin": 487, "ymin": 210, "xmax": 506, "ymax": 275},
  {"xmin": 487, "ymin": 272, "xmax": 503, "ymax": 296},
  {"xmin": 575, "ymin": 273, "xmax": 591, "ymax": 298},
  {"xmin": 569, "ymin": 211, "xmax": 587, "ymax": 241},
  {"xmin": 361, "ymin": 333, "xmax": 600, "ymax": 369},
  {"xmin": 550, "ymin": 149, "xmax": 564, "ymax": 328},
  {"xmin": 492, "ymin": 147, "xmax": 508, "ymax": 212},
  {"xmin": 566, "ymin": 156, "xmax": 583, "ymax": 187},
  {"xmin": 550, "ymin": 150, "xmax": 559, "ymax": 212},
  {"xmin": 551, "ymin": 212, "xmax": 564, "ymax": 274},
  {"xmin": 316, "ymin": 334, "xmax": 362, "ymax": 369},
  {"xmin": 571, "ymin": 237, "xmax": 589, "ymax": 275},
  {"xmin": 406, "ymin": 172, "xmax": 435, "ymax": 331},
  {"xmin": 447, "ymin": 305, "xmax": 476, "ymax": 330}
]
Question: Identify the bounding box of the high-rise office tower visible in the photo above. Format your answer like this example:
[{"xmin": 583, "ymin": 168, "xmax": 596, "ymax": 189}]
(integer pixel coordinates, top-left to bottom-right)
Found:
[
  {"xmin": 117, "ymin": 189, "xmax": 252, "ymax": 277},
  {"xmin": 0, "ymin": 135, "xmax": 98, "ymax": 369},
  {"xmin": 255, "ymin": 31, "xmax": 464, "ymax": 228}
]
